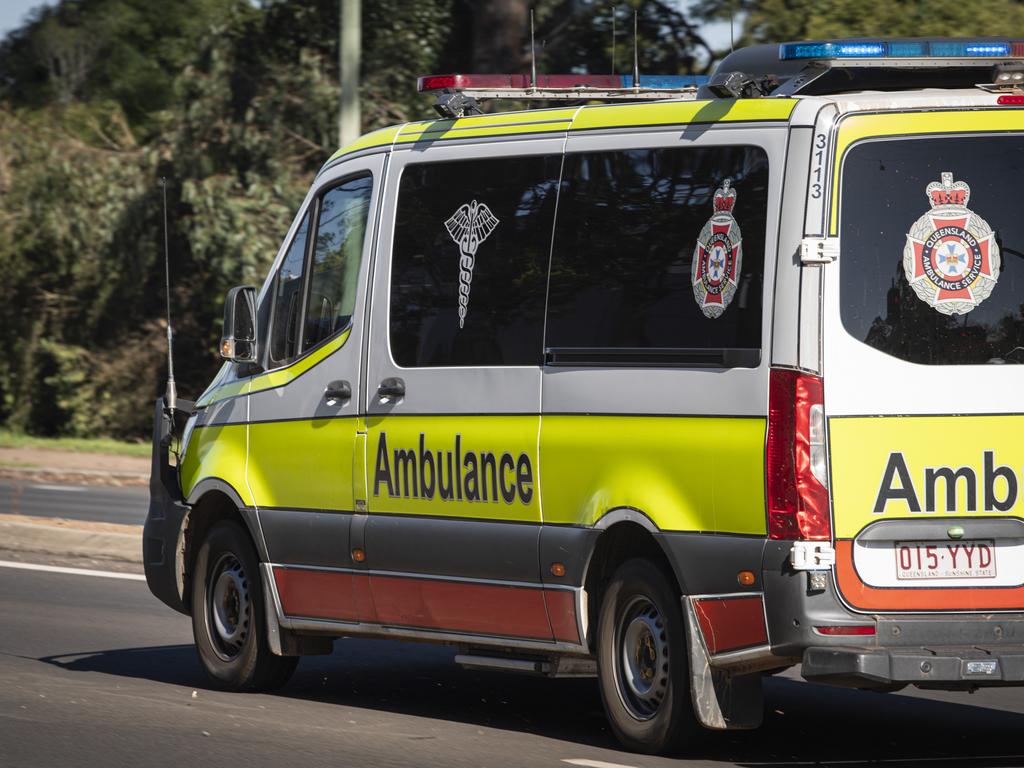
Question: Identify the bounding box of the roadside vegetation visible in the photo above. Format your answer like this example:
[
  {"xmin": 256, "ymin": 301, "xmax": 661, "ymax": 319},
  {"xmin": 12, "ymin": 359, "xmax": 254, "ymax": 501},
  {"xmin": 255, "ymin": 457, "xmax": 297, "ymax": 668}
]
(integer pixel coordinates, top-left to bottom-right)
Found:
[
  {"xmin": 0, "ymin": 0, "xmax": 1016, "ymax": 440},
  {"xmin": 0, "ymin": 429, "xmax": 149, "ymax": 457}
]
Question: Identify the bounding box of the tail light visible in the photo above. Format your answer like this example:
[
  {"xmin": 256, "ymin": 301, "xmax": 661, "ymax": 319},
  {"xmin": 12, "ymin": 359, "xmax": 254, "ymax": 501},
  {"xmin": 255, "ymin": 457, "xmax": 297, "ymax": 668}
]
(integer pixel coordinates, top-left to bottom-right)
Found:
[{"xmin": 767, "ymin": 369, "xmax": 831, "ymax": 540}]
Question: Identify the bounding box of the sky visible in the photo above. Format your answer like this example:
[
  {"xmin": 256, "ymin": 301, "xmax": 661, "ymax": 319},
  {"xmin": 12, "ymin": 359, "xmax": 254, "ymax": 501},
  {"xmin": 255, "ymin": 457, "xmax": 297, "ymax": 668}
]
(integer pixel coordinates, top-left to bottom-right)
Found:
[
  {"xmin": 0, "ymin": 0, "xmax": 53, "ymax": 40},
  {"xmin": 0, "ymin": 0, "xmax": 733, "ymax": 58}
]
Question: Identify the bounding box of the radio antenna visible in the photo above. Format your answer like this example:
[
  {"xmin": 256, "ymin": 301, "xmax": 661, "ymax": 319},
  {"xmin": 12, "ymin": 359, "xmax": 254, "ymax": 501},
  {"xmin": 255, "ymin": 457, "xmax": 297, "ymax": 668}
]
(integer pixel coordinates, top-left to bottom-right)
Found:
[
  {"xmin": 730, "ymin": 0, "xmax": 736, "ymax": 53},
  {"xmin": 160, "ymin": 177, "xmax": 178, "ymax": 415},
  {"xmin": 529, "ymin": 9, "xmax": 537, "ymax": 90},
  {"xmin": 632, "ymin": 8, "xmax": 640, "ymax": 90}
]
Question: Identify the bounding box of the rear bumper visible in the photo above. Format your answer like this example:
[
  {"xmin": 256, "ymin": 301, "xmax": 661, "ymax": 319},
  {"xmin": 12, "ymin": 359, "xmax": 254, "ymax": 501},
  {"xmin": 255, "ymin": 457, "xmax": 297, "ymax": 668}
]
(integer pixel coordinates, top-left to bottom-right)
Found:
[
  {"xmin": 142, "ymin": 398, "xmax": 190, "ymax": 615},
  {"xmin": 803, "ymin": 644, "xmax": 1024, "ymax": 688},
  {"xmin": 762, "ymin": 540, "xmax": 1024, "ymax": 688}
]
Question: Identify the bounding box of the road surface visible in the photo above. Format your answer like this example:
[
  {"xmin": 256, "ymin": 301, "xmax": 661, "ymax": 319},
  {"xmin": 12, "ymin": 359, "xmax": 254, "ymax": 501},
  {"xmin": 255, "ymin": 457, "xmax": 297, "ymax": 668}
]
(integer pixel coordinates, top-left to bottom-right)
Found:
[
  {"xmin": 0, "ymin": 478, "xmax": 147, "ymax": 525},
  {"xmin": 4, "ymin": 565, "xmax": 1024, "ymax": 767},
  {"xmin": 4, "ymin": 482, "xmax": 1024, "ymax": 766}
]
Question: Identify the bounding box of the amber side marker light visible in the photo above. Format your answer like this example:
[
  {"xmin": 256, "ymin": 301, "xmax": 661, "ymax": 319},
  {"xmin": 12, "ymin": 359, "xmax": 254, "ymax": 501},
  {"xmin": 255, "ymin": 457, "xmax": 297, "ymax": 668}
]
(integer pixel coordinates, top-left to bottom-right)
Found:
[
  {"xmin": 550, "ymin": 562, "xmax": 566, "ymax": 577},
  {"xmin": 737, "ymin": 570, "xmax": 756, "ymax": 586},
  {"xmin": 814, "ymin": 625, "xmax": 876, "ymax": 636},
  {"xmin": 352, "ymin": 548, "xmax": 366, "ymax": 563}
]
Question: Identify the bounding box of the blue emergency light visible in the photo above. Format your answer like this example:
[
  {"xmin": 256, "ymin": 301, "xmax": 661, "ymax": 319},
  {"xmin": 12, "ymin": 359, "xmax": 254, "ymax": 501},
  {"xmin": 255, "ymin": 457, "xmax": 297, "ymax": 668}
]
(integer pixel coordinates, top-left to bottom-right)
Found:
[{"xmin": 779, "ymin": 39, "xmax": 1020, "ymax": 60}]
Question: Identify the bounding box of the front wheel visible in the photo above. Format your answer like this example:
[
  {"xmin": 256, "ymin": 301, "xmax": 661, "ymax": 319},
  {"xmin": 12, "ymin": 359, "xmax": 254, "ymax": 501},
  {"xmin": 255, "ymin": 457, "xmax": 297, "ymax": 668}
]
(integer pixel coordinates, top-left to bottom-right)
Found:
[
  {"xmin": 596, "ymin": 558, "xmax": 699, "ymax": 755},
  {"xmin": 191, "ymin": 520, "xmax": 298, "ymax": 691}
]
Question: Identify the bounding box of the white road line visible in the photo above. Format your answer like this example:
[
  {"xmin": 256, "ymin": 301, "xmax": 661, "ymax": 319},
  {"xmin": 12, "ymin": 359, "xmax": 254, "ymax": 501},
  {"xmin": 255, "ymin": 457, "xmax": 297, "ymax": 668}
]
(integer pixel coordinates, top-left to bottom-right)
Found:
[
  {"xmin": 562, "ymin": 760, "xmax": 640, "ymax": 768},
  {"xmin": 30, "ymin": 484, "xmax": 87, "ymax": 492},
  {"xmin": 0, "ymin": 560, "xmax": 145, "ymax": 581}
]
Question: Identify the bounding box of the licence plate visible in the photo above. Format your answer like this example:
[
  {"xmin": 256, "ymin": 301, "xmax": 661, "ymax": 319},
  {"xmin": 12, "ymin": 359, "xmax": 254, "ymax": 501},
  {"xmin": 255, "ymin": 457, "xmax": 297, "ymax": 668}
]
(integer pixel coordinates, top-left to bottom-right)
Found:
[{"xmin": 895, "ymin": 540, "xmax": 997, "ymax": 580}]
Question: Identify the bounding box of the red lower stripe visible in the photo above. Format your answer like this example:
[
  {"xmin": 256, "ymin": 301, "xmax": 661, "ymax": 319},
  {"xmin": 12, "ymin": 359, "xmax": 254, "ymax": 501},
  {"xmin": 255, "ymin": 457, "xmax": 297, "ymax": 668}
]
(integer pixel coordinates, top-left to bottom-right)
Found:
[
  {"xmin": 273, "ymin": 567, "xmax": 576, "ymax": 642},
  {"xmin": 692, "ymin": 595, "xmax": 768, "ymax": 654},
  {"xmin": 273, "ymin": 568, "xmax": 375, "ymax": 623},
  {"xmin": 544, "ymin": 589, "xmax": 580, "ymax": 644}
]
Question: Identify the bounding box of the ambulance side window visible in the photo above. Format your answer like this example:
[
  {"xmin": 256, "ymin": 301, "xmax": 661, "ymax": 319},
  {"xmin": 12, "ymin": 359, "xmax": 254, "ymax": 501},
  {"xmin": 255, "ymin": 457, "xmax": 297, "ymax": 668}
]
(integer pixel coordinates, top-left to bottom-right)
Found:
[
  {"xmin": 303, "ymin": 174, "xmax": 373, "ymax": 352},
  {"xmin": 546, "ymin": 145, "xmax": 769, "ymax": 365},
  {"xmin": 389, "ymin": 155, "xmax": 560, "ymax": 368},
  {"xmin": 268, "ymin": 210, "xmax": 311, "ymax": 367}
]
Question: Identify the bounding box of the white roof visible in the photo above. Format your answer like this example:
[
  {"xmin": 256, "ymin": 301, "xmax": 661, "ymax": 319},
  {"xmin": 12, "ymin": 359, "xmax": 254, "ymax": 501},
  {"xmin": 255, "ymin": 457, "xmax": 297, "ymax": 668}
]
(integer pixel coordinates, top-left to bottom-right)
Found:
[{"xmin": 798, "ymin": 87, "xmax": 1004, "ymax": 114}]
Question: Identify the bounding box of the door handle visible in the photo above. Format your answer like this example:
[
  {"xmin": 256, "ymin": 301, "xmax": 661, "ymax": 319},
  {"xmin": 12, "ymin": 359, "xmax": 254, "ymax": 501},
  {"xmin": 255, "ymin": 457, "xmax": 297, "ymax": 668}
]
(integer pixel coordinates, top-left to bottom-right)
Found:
[
  {"xmin": 324, "ymin": 380, "xmax": 351, "ymax": 404},
  {"xmin": 377, "ymin": 377, "xmax": 405, "ymax": 402}
]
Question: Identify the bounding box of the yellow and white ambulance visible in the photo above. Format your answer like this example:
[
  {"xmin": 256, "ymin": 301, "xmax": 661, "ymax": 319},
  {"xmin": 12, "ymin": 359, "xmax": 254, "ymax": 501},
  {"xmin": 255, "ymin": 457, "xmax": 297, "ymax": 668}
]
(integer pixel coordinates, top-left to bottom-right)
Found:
[{"xmin": 145, "ymin": 38, "xmax": 1024, "ymax": 754}]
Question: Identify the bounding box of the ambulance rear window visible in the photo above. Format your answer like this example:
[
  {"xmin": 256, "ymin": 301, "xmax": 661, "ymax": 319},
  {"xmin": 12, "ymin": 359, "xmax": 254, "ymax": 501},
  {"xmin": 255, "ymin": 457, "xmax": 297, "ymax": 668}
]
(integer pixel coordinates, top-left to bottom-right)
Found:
[
  {"xmin": 545, "ymin": 145, "xmax": 769, "ymax": 366},
  {"xmin": 840, "ymin": 136, "xmax": 1024, "ymax": 365}
]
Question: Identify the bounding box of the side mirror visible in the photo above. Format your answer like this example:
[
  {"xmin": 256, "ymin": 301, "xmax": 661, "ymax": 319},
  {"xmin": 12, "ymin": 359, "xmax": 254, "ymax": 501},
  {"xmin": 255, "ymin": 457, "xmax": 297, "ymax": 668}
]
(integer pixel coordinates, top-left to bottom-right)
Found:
[{"xmin": 220, "ymin": 285, "xmax": 258, "ymax": 363}]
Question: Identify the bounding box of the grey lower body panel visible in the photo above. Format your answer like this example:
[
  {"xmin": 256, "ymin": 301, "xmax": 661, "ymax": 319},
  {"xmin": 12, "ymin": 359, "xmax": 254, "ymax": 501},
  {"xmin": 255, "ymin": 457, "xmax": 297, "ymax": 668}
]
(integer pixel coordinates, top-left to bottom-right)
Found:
[
  {"xmin": 803, "ymin": 644, "xmax": 1024, "ymax": 688},
  {"xmin": 658, "ymin": 531, "xmax": 766, "ymax": 595}
]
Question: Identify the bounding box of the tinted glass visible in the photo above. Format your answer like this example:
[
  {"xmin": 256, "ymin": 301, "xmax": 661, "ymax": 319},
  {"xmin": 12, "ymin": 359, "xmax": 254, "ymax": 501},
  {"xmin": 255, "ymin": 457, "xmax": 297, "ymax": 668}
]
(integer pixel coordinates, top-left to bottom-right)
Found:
[
  {"xmin": 303, "ymin": 175, "xmax": 373, "ymax": 352},
  {"xmin": 390, "ymin": 155, "xmax": 560, "ymax": 367},
  {"xmin": 546, "ymin": 146, "xmax": 769, "ymax": 365},
  {"xmin": 841, "ymin": 136, "xmax": 1024, "ymax": 365},
  {"xmin": 269, "ymin": 211, "xmax": 310, "ymax": 366}
]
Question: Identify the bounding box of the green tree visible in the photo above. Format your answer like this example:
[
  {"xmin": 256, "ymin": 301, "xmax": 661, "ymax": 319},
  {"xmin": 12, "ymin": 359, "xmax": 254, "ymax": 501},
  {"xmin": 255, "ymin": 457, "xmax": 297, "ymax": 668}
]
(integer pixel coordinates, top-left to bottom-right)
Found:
[{"xmin": 693, "ymin": 0, "xmax": 1024, "ymax": 46}]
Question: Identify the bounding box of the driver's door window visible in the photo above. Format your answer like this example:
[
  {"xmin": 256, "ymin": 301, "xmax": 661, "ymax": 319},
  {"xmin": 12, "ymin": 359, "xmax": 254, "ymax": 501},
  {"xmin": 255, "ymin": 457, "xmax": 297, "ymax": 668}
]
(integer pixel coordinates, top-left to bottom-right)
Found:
[
  {"xmin": 303, "ymin": 174, "xmax": 373, "ymax": 352},
  {"xmin": 268, "ymin": 211, "xmax": 310, "ymax": 367}
]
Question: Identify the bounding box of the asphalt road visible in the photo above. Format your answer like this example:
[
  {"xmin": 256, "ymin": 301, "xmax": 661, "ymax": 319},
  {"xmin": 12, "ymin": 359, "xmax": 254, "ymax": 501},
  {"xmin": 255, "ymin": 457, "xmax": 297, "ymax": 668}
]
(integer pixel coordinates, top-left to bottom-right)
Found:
[
  {"xmin": 0, "ymin": 478, "xmax": 147, "ymax": 525},
  {"xmin": 5, "ymin": 566, "xmax": 1024, "ymax": 768}
]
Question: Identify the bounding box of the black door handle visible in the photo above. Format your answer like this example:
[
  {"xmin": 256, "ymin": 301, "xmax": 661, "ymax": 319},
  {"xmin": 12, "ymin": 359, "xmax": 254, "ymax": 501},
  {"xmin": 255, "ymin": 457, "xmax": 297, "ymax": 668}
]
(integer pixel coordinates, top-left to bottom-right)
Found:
[
  {"xmin": 324, "ymin": 380, "xmax": 351, "ymax": 404},
  {"xmin": 377, "ymin": 377, "xmax": 405, "ymax": 402}
]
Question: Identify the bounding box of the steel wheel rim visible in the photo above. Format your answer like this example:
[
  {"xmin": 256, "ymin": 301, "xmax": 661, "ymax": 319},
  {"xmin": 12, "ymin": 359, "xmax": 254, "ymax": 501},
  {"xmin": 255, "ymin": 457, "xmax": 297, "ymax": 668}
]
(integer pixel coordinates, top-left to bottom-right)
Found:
[
  {"xmin": 615, "ymin": 595, "xmax": 670, "ymax": 721},
  {"xmin": 206, "ymin": 553, "xmax": 251, "ymax": 662}
]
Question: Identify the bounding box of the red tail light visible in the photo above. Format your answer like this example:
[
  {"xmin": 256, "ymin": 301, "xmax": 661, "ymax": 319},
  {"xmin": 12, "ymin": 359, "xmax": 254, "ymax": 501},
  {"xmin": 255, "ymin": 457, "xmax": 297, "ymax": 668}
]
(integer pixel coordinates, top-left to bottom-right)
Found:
[
  {"xmin": 767, "ymin": 369, "xmax": 832, "ymax": 540},
  {"xmin": 814, "ymin": 625, "xmax": 875, "ymax": 636}
]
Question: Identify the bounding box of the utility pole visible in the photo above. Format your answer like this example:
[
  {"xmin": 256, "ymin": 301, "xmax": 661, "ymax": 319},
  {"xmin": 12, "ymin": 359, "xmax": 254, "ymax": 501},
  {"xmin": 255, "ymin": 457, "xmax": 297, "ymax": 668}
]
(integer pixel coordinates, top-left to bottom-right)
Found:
[{"xmin": 339, "ymin": 0, "xmax": 361, "ymax": 148}]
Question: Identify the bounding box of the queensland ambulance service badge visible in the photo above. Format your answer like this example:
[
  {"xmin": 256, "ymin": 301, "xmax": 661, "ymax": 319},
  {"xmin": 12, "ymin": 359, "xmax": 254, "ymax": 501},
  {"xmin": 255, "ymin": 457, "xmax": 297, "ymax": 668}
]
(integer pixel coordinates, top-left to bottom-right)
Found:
[
  {"xmin": 692, "ymin": 179, "xmax": 742, "ymax": 319},
  {"xmin": 903, "ymin": 172, "xmax": 1000, "ymax": 315}
]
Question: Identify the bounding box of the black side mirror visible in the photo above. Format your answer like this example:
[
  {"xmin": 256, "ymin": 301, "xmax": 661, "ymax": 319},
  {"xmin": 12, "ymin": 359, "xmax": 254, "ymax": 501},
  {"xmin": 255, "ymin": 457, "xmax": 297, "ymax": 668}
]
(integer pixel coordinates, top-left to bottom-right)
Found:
[{"xmin": 220, "ymin": 285, "xmax": 258, "ymax": 363}]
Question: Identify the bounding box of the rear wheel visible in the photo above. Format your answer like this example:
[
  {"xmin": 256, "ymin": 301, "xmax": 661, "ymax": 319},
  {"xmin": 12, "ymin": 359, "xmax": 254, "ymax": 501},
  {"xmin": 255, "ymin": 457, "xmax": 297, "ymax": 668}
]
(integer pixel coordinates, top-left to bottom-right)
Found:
[
  {"xmin": 597, "ymin": 558, "xmax": 699, "ymax": 755},
  {"xmin": 191, "ymin": 520, "xmax": 298, "ymax": 691}
]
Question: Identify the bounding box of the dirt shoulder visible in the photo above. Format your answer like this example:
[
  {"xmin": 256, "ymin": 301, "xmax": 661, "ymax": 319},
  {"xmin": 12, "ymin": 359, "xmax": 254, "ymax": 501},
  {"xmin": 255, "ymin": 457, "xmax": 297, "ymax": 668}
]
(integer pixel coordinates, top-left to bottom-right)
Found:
[
  {"xmin": 0, "ymin": 446, "xmax": 149, "ymax": 487},
  {"xmin": 0, "ymin": 513, "xmax": 142, "ymax": 573}
]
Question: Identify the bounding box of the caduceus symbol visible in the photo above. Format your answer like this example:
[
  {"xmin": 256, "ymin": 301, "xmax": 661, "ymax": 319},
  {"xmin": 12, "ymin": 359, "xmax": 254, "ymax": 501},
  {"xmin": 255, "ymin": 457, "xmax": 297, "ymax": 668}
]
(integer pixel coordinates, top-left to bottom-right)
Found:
[{"xmin": 445, "ymin": 200, "xmax": 499, "ymax": 328}]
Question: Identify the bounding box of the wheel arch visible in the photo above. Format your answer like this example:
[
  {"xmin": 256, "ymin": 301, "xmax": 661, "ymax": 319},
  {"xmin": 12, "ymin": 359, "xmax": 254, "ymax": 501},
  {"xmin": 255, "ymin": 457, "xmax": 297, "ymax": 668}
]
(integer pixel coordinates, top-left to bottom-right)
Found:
[
  {"xmin": 581, "ymin": 508, "xmax": 689, "ymax": 652},
  {"xmin": 182, "ymin": 478, "xmax": 264, "ymax": 613}
]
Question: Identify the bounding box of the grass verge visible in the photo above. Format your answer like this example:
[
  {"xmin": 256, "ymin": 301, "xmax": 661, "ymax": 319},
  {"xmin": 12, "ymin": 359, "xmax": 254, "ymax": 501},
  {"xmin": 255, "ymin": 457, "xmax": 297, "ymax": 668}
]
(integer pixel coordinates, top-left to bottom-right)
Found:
[{"xmin": 0, "ymin": 429, "xmax": 149, "ymax": 458}]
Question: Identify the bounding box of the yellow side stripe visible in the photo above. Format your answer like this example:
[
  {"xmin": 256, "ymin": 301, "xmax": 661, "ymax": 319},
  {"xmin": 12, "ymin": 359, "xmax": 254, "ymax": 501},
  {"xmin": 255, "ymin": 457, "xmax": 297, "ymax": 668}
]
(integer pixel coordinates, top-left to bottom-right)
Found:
[{"xmin": 196, "ymin": 328, "xmax": 352, "ymax": 408}]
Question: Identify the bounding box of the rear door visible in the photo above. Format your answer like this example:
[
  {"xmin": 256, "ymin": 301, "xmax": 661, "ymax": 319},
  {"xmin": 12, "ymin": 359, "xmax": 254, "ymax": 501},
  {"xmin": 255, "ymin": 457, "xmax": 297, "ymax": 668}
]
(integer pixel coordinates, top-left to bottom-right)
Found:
[{"xmin": 823, "ymin": 111, "xmax": 1024, "ymax": 613}]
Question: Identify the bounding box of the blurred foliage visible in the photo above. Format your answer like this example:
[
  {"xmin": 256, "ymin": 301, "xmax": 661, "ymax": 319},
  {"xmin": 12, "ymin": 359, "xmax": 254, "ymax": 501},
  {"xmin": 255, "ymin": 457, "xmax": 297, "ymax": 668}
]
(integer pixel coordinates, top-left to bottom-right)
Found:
[
  {"xmin": 692, "ymin": 0, "xmax": 1024, "ymax": 46},
  {"xmin": 0, "ymin": 0, "xmax": 713, "ymax": 438},
  {"xmin": 0, "ymin": 0, "xmax": 1017, "ymax": 439}
]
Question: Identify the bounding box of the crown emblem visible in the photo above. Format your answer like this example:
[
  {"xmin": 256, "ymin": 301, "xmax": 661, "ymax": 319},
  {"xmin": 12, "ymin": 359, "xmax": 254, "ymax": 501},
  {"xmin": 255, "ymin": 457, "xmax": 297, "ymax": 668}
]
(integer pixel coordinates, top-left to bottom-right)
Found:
[
  {"xmin": 713, "ymin": 179, "xmax": 737, "ymax": 213},
  {"xmin": 926, "ymin": 172, "xmax": 970, "ymax": 208}
]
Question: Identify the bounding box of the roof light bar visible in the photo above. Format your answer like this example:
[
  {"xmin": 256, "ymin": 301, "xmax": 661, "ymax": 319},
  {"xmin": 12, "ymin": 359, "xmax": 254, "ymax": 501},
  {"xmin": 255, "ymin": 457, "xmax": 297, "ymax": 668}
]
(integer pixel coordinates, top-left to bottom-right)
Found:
[
  {"xmin": 417, "ymin": 73, "xmax": 705, "ymax": 103},
  {"xmin": 780, "ymin": 39, "xmax": 1020, "ymax": 61}
]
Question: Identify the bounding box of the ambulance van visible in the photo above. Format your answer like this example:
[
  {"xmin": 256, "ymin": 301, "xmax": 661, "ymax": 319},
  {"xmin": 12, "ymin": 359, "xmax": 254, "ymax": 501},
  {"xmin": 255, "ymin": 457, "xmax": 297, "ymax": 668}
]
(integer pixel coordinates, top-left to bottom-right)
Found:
[{"xmin": 145, "ymin": 39, "xmax": 1024, "ymax": 754}]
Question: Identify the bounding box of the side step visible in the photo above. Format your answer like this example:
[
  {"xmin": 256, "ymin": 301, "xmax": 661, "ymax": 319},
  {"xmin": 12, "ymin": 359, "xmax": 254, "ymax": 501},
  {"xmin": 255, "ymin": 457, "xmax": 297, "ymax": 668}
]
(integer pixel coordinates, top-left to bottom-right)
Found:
[{"xmin": 455, "ymin": 653, "xmax": 596, "ymax": 678}]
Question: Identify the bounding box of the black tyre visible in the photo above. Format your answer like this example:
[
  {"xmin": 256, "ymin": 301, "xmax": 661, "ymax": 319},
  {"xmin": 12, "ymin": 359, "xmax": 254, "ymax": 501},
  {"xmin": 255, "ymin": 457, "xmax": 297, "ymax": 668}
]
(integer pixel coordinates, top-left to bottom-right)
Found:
[
  {"xmin": 191, "ymin": 520, "xmax": 298, "ymax": 691},
  {"xmin": 596, "ymin": 558, "xmax": 699, "ymax": 755}
]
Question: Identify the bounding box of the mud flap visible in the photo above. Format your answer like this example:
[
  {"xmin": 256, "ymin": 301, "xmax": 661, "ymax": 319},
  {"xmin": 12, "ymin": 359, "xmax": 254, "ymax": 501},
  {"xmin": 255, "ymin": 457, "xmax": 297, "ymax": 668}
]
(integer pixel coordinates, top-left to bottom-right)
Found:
[
  {"xmin": 684, "ymin": 597, "xmax": 764, "ymax": 730},
  {"xmin": 260, "ymin": 562, "xmax": 333, "ymax": 657}
]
